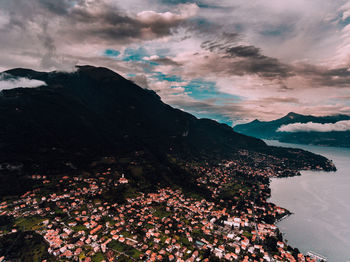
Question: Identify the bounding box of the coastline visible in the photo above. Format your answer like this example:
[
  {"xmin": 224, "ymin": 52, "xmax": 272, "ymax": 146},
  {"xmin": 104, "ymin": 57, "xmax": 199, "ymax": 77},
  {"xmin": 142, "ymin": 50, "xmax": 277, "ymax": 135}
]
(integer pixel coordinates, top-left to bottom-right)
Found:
[
  {"xmin": 265, "ymin": 139, "xmax": 336, "ymax": 260},
  {"xmin": 268, "ymin": 140, "xmax": 350, "ymax": 262},
  {"xmin": 0, "ymin": 138, "xmax": 339, "ymax": 261},
  {"xmin": 275, "ymin": 213, "xmax": 292, "ymax": 224}
]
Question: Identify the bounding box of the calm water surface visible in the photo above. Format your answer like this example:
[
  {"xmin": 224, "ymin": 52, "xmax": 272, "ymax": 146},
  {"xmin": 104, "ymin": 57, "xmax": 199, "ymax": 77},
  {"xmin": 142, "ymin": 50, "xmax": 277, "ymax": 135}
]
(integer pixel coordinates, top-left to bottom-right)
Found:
[{"xmin": 267, "ymin": 140, "xmax": 350, "ymax": 262}]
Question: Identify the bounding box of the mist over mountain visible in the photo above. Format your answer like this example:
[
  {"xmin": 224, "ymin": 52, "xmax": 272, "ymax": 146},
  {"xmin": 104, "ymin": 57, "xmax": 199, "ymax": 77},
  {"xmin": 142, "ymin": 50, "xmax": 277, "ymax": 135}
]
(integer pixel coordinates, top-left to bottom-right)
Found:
[{"xmin": 234, "ymin": 112, "xmax": 350, "ymax": 147}]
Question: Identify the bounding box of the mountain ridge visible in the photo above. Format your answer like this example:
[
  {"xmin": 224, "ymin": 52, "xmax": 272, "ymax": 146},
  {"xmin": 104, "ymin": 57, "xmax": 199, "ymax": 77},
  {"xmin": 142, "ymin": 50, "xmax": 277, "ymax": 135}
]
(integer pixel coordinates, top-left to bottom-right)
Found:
[
  {"xmin": 1, "ymin": 65, "xmax": 268, "ymax": 162},
  {"xmin": 0, "ymin": 66, "xmax": 336, "ymax": 197},
  {"xmin": 235, "ymin": 112, "xmax": 350, "ymax": 147}
]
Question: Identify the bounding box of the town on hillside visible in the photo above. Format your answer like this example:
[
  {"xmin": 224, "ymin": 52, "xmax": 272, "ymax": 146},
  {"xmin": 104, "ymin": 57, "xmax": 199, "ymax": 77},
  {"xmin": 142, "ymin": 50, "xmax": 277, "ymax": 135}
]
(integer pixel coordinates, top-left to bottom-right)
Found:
[{"xmin": 0, "ymin": 150, "xmax": 329, "ymax": 262}]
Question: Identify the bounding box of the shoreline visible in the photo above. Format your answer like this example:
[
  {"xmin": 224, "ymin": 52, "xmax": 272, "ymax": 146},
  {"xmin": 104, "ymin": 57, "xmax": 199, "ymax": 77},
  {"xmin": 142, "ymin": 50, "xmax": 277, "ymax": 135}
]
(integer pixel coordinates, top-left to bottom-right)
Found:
[
  {"xmin": 267, "ymin": 140, "xmax": 350, "ymax": 262},
  {"xmin": 263, "ymin": 139, "xmax": 350, "ymax": 150},
  {"xmin": 275, "ymin": 213, "xmax": 292, "ymax": 224}
]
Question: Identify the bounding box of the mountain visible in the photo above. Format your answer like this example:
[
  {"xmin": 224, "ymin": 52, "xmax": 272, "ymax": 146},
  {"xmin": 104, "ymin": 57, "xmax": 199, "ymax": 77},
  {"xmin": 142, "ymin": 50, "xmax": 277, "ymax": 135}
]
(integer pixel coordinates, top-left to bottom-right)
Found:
[
  {"xmin": 1, "ymin": 66, "xmax": 265, "ymax": 161},
  {"xmin": 0, "ymin": 67, "xmax": 335, "ymax": 197},
  {"xmin": 234, "ymin": 112, "xmax": 350, "ymax": 147}
]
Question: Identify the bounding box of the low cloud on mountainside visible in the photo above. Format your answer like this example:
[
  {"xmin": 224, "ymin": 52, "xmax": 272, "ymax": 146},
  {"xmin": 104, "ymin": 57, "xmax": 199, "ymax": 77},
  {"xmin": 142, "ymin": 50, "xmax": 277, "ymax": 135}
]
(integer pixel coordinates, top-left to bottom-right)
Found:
[
  {"xmin": 0, "ymin": 73, "xmax": 46, "ymax": 91},
  {"xmin": 278, "ymin": 120, "xmax": 350, "ymax": 132}
]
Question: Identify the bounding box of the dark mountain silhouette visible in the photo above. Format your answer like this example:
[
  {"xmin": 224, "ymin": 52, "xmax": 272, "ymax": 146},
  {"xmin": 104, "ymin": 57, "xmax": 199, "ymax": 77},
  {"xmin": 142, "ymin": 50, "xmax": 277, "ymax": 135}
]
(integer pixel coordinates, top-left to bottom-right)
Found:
[
  {"xmin": 235, "ymin": 112, "xmax": 350, "ymax": 147},
  {"xmin": 1, "ymin": 66, "xmax": 265, "ymax": 162},
  {"xmin": 0, "ymin": 66, "xmax": 335, "ymax": 197}
]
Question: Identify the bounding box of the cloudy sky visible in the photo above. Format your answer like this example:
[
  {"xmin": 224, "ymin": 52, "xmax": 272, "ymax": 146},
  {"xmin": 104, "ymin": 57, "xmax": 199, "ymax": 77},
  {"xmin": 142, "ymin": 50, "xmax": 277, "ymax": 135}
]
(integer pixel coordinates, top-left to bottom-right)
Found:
[{"xmin": 1, "ymin": 0, "xmax": 350, "ymax": 125}]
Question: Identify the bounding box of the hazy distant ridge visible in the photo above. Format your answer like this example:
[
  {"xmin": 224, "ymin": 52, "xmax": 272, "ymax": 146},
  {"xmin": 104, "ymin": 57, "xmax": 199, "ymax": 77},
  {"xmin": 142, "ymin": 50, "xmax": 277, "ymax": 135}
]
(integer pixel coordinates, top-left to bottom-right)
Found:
[{"xmin": 234, "ymin": 112, "xmax": 350, "ymax": 147}]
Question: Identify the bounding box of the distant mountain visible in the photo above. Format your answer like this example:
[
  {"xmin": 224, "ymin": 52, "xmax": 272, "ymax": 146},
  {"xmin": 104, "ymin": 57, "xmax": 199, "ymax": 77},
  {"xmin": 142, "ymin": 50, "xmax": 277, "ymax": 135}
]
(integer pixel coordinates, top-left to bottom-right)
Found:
[
  {"xmin": 0, "ymin": 66, "xmax": 335, "ymax": 196},
  {"xmin": 234, "ymin": 112, "xmax": 350, "ymax": 147}
]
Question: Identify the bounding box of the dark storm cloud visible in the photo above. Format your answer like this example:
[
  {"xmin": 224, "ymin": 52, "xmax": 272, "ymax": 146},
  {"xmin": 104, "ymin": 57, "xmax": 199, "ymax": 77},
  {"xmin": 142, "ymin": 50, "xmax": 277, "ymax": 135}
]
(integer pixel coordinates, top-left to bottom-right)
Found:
[
  {"xmin": 201, "ymin": 33, "xmax": 240, "ymax": 52},
  {"xmin": 38, "ymin": 0, "xmax": 72, "ymax": 15},
  {"xmin": 201, "ymin": 37, "xmax": 293, "ymax": 79},
  {"xmin": 57, "ymin": 1, "xmax": 197, "ymax": 42},
  {"xmin": 1, "ymin": 0, "xmax": 198, "ymax": 44},
  {"xmin": 225, "ymin": 45, "xmax": 260, "ymax": 58},
  {"xmin": 295, "ymin": 64, "xmax": 350, "ymax": 88},
  {"xmin": 201, "ymin": 34, "xmax": 350, "ymax": 86},
  {"xmin": 229, "ymin": 53, "xmax": 292, "ymax": 79},
  {"xmin": 147, "ymin": 57, "xmax": 182, "ymax": 66},
  {"xmin": 81, "ymin": 2, "xmax": 197, "ymax": 41}
]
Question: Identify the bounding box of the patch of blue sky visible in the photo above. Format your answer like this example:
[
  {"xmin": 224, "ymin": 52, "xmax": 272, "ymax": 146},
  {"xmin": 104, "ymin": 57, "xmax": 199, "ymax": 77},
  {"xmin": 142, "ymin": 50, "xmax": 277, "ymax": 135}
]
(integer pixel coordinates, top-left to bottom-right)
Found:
[
  {"xmin": 260, "ymin": 24, "xmax": 294, "ymax": 37},
  {"xmin": 338, "ymin": 16, "xmax": 350, "ymax": 28},
  {"xmin": 197, "ymin": 3, "xmax": 225, "ymax": 9},
  {"xmin": 120, "ymin": 47, "xmax": 165, "ymax": 66},
  {"xmin": 104, "ymin": 49, "xmax": 120, "ymax": 58},
  {"xmin": 330, "ymin": 12, "xmax": 350, "ymax": 28},
  {"xmin": 146, "ymin": 60, "xmax": 160, "ymax": 66},
  {"xmin": 122, "ymin": 47, "xmax": 149, "ymax": 62},
  {"xmin": 151, "ymin": 72, "xmax": 184, "ymax": 82},
  {"xmin": 183, "ymin": 79, "xmax": 241, "ymax": 103}
]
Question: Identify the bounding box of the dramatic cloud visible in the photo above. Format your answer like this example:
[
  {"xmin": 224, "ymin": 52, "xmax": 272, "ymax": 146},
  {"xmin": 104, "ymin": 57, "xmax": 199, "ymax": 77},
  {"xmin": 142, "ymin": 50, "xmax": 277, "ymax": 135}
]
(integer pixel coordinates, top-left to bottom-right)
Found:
[
  {"xmin": 144, "ymin": 55, "xmax": 181, "ymax": 66},
  {"xmin": 0, "ymin": 73, "xmax": 46, "ymax": 91},
  {"xmin": 66, "ymin": 2, "xmax": 198, "ymax": 42},
  {"xmin": 201, "ymin": 39, "xmax": 293, "ymax": 79},
  {"xmin": 0, "ymin": 0, "xmax": 198, "ymax": 70},
  {"xmin": 278, "ymin": 120, "xmax": 350, "ymax": 132}
]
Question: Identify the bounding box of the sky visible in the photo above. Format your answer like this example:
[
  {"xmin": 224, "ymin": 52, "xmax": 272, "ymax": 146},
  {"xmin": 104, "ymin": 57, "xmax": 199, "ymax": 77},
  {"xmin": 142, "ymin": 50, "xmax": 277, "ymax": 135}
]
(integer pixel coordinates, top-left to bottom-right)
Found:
[{"xmin": 1, "ymin": 0, "xmax": 350, "ymax": 125}]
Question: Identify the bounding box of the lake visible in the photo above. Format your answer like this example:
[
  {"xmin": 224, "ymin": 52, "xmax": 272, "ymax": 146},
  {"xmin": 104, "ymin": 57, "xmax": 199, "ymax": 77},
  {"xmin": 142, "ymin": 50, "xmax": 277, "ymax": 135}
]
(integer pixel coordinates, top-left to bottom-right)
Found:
[{"xmin": 266, "ymin": 140, "xmax": 350, "ymax": 262}]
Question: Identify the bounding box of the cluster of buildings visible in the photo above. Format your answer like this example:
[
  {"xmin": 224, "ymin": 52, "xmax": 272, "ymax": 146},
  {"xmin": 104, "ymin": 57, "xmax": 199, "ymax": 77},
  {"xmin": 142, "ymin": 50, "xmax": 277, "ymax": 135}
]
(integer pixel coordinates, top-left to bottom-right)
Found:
[{"xmin": 0, "ymin": 156, "xmax": 322, "ymax": 261}]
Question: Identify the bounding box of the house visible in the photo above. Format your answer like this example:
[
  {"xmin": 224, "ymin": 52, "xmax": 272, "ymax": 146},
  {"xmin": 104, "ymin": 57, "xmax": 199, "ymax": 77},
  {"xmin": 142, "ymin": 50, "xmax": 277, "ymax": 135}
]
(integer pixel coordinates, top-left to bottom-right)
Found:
[{"xmin": 119, "ymin": 174, "xmax": 128, "ymax": 184}]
